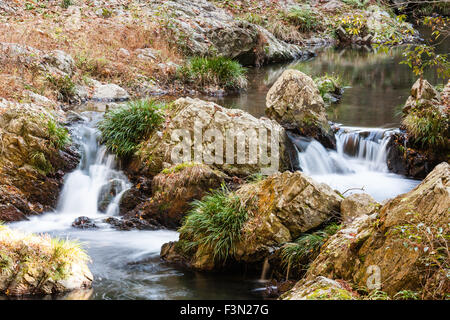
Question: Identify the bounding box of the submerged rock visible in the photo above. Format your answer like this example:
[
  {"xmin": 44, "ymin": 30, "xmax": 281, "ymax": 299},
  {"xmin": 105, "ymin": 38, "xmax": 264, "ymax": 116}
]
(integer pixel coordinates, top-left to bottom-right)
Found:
[
  {"xmin": 103, "ymin": 217, "xmax": 159, "ymax": 231},
  {"xmin": 132, "ymin": 97, "xmax": 294, "ymax": 177},
  {"xmin": 0, "ymin": 225, "xmax": 92, "ymax": 296},
  {"xmin": 302, "ymin": 162, "xmax": 450, "ymax": 298},
  {"xmin": 266, "ymin": 70, "xmax": 335, "ymax": 148},
  {"xmin": 125, "ymin": 163, "xmax": 228, "ymax": 229},
  {"xmin": 72, "ymin": 216, "xmax": 98, "ymax": 229}
]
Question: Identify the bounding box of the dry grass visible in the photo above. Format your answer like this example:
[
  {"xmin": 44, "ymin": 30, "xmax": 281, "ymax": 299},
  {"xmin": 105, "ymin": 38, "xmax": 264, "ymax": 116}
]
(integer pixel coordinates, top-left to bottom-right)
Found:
[
  {"xmin": 0, "ymin": 223, "xmax": 89, "ymax": 295},
  {"xmin": 0, "ymin": 5, "xmax": 182, "ymax": 101}
]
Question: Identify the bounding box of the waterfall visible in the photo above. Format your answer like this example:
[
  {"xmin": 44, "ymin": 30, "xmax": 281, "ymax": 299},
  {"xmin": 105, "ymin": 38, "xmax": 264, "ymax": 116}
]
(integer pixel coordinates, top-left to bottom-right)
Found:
[
  {"xmin": 291, "ymin": 126, "xmax": 419, "ymax": 201},
  {"xmin": 54, "ymin": 114, "xmax": 132, "ymax": 222}
]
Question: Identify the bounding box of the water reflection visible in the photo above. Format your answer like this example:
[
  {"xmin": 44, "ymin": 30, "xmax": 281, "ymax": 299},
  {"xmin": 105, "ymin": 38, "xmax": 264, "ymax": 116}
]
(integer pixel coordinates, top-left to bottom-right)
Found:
[{"xmin": 208, "ymin": 43, "xmax": 448, "ymax": 128}]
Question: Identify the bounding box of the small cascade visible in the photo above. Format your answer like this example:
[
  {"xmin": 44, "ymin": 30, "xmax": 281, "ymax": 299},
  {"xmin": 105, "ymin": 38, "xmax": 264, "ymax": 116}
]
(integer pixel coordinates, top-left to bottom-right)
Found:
[
  {"xmin": 58, "ymin": 115, "xmax": 131, "ymax": 218},
  {"xmin": 336, "ymin": 127, "xmax": 392, "ymax": 172},
  {"xmin": 290, "ymin": 126, "xmax": 419, "ymax": 201}
]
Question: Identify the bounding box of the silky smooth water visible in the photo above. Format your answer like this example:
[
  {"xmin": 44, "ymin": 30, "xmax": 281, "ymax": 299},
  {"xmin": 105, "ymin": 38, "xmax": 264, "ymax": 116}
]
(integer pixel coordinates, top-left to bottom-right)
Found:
[
  {"xmin": 7, "ymin": 35, "xmax": 447, "ymax": 299},
  {"xmin": 9, "ymin": 111, "xmax": 263, "ymax": 300}
]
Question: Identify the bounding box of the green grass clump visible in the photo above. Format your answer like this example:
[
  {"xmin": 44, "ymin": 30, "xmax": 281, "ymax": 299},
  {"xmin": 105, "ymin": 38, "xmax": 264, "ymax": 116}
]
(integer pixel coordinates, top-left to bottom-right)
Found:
[
  {"xmin": 284, "ymin": 6, "xmax": 321, "ymax": 32},
  {"xmin": 402, "ymin": 107, "xmax": 449, "ymax": 150},
  {"xmin": 60, "ymin": 0, "xmax": 72, "ymax": 9},
  {"xmin": 98, "ymin": 99, "xmax": 166, "ymax": 158},
  {"xmin": 47, "ymin": 118, "xmax": 71, "ymax": 149},
  {"xmin": 178, "ymin": 56, "xmax": 247, "ymax": 91},
  {"xmin": 178, "ymin": 186, "xmax": 249, "ymax": 264},
  {"xmin": 281, "ymin": 223, "xmax": 341, "ymax": 272}
]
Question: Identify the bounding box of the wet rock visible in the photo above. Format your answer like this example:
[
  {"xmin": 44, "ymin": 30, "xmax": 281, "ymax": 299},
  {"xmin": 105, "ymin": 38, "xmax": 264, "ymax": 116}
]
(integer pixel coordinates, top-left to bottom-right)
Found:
[
  {"xmin": 303, "ymin": 163, "xmax": 450, "ymax": 298},
  {"xmin": 340, "ymin": 193, "xmax": 379, "ymax": 224},
  {"xmin": 0, "ymin": 225, "xmax": 92, "ymax": 296},
  {"xmin": 103, "ymin": 217, "xmax": 159, "ymax": 231},
  {"xmin": 266, "ymin": 70, "xmax": 335, "ymax": 148},
  {"xmin": 119, "ymin": 176, "xmax": 153, "ymax": 215},
  {"xmin": 281, "ymin": 276, "xmax": 356, "ymax": 300},
  {"xmin": 133, "ymin": 97, "xmax": 292, "ymax": 177},
  {"xmin": 126, "ymin": 163, "xmax": 228, "ymax": 229},
  {"xmin": 72, "ymin": 216, "xmax": 98, "ymax": 229}
]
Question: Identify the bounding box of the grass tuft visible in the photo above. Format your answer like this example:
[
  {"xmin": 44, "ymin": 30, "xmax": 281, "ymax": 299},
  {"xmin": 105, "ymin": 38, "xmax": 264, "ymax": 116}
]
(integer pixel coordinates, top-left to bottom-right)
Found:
[
  {"xmin": 98, "ymin": 99, "xmax": 166, "ymax": 158},
  {"xmin": 178, "ymin": 56, "xmax": 247, "ymax": 91},
  {"xmin": 177, "ymin": 185, "xmax": 248, "ymax": 264}
]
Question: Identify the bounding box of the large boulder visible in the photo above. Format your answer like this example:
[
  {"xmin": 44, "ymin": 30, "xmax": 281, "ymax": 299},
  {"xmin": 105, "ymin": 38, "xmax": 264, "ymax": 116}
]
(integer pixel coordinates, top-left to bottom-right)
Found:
[
  {"xmin": 266, "ymin": 70, "xmax": 335, "ymax": 148},
  {"xmin": 302, "ymin": 162, "xmax": 450, "ymax": 299},
  {"xmin": 0, "ymin": 225, "xmax": 92, "ymax": 296},
  {"xmin": 161, "ymin": 171, "xmax": 342, "ymax": 270},
  {"xmin": 147, "ymin": 0, "xmax": 305, "ymax": 65},
  {"xmin": 125, "ymin": 163, "xmax": 228, "ymax": 228},
  {"xmin": 387, "ymin": 79, "xmax": 449, "ymax": 178},
  {"xmin": 0, "ymin": 100, "xmax": 79, "ymax": 222},
  {"xmin": 132, "ymin": 97, "xmax": 295, "ymax": 177}
]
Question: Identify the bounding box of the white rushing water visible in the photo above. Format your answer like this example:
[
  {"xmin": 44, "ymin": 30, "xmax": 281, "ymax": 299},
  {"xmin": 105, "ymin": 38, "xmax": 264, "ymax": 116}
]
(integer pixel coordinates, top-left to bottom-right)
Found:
[
  {"xmin": 294, "ymin": 126, "xmax": 420, "ymax": 201},
  {"xmin": 10, "ymin": 112, "xmax": 179, "ymax": 299}
]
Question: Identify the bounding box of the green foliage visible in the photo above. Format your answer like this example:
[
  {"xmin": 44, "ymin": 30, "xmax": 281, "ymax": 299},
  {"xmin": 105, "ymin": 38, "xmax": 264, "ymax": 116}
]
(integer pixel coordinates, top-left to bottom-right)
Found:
[
  {"xmin": 98, "ymin": 99, "xmax": 166, "ymax": 157},
  {"xmin": 314, "ymin": 73, "xmax": 344, "ymax": 104},
  {"xmin": 284, "ymin": 6, "xmax": 321, "ymax": 32},
  {"xmin": 46, "ymin": 74, "xmax": 75, "ymax": 102},
  {"xmin": 47, "ymin": 118, "xmax": 71, "ymax": 149},
  {"xmin": 281, "ymin": 223, "xmax": 341, "ymax": 271},
  {"xmin": 178, "ymin": 57, "xmax": 247, "ymax": 90},
  {"xmin": 402, "ymin": 107, "xmax": 449, "ymax": 150},
  {"xmin": 60, "ymin": 0, "xmax": 72, "ymax": 9},
  {"xmin": 394, "ymin": 290, "xmax": 420, "ymax": 300},
  {"xmin": 178, "ymin": 186, "xmax": 249, "ymax": 264},
  {"xmin": 367, "ymin": 290, "xmax": 391, "ymax": 300},
  {"xmin": 338, "ymin": 13, "xmax": 367, "ymax": 36},
  {"xmin": 241, "ymin": 12, "xmax": 266, "ymax": 26}
]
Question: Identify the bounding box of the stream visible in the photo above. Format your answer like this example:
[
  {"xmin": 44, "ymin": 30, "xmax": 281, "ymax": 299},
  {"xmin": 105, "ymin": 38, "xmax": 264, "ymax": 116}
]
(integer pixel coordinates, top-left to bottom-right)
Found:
[{"xmin": 8, "ymin": 43, "xmax": 448, "ymax": 300}]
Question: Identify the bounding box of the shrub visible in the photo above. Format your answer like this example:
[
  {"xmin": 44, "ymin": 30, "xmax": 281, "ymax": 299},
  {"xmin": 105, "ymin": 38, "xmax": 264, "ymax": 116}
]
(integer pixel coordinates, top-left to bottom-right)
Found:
[
  {"xmin": 284, "ymin": 6, "xmax": 321, "ymax": 32},
  {"xmin": 177, "ymin": 186, "xmax": 249, "ymax": 264},
  {"xmin": 46, "ymin": 74, "xmax": 75, "ymax": 102},
  {"xmin": 47, "ymin": 118, "xmax": 71, "ymax": 149},
  {"xmin": 402, "ymin": 107, "xmax": 449, "ymax": 150},
  {"xmin": 178, "ymin": 56, "xmax": 247, "ymax": 90},
  {"xmin": 98, "ymin": 99, "xmax": 166, "ymax": 157}
]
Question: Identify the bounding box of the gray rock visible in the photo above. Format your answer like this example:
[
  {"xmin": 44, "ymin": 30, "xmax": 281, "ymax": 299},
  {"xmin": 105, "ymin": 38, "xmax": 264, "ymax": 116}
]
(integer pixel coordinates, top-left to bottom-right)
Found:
[{"xmin": 92, "ymin": 83, "xmax": 130, "ymax": 102}]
